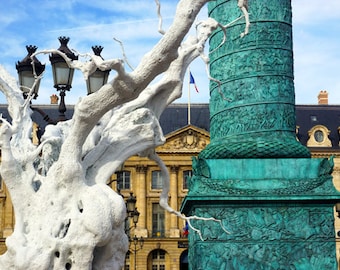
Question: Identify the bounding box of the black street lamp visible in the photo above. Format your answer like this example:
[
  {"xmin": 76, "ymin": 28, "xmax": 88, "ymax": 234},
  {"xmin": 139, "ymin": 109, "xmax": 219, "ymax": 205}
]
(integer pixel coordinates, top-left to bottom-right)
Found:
[
  {"xmin": 131, "ymin": 208, "xmax": 140, "ymax": 227},
  {"xmin": 125, "ymin": 192, "xmax": 141, "ymax": 231},
  {"xmin": 131, "ymin": 235, "xmax": 144, "ymax": 270},
  {"xmin": 86, "ymin": 46, "xmax": 110, "ymax": 95},
  {"xmin": 49, "ymin": 36, "xmax": 78, "ymax": 121},
  {"xmin": 16, "ymin": 37, "xmax": 110, "ymax": 124},
  {"xmin": 123, "ymin": 192, "xmax": 144, "ymax": 270},
  {"xmin": 126, "ymin": 192, "xmax": 137, "ymax": 217},
  {"xmin": 16, "ymin": 45, "xmax": 45, "ymax": 99}
]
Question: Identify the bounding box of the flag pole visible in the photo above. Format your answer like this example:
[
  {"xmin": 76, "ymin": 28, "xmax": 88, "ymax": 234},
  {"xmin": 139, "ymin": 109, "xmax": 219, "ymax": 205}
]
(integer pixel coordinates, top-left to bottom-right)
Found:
[{"xmin": 188, "ymin": 68, "xmax": 191, "ymax": 125}]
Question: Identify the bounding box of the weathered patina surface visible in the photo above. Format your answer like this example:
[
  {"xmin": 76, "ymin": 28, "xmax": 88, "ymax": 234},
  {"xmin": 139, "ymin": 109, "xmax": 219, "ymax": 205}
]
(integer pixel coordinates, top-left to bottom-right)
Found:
[
  {"xmin": 201, "ymin": 0, "xmax": 310, "ymax": 159},
  {"xmin": 182, "ymin": 1, "xmax": 340, "ymax": 269}
]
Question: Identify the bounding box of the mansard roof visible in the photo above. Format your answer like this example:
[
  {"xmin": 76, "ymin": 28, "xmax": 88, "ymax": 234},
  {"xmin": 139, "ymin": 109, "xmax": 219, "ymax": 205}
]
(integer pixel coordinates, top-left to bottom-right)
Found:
[
  {"xmin": 295, "ymin": 104, "xmax": 340, "ymax": 149},
  {"xmin": 0, "ymin": 103, "xmax": 339, "ymax": 149},
  {"xmin": 159, "ymin": 103, "xmax": 210, "ymax": 135}
]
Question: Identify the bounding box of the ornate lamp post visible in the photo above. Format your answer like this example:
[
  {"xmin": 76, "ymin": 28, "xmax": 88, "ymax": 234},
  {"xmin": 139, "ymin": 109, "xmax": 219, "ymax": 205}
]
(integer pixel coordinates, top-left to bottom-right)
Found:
[
  {"xmin": 16, "ymin": 37, "xmax": 110, "ymax": 124},
  {"xmin": 124, "ymin": 192, "xmax": 144, "ymax": 270},
  {"xmin": 126, "ymin": 192, "xmax": 137, "ymax": 217},
  {"xmin": 86, "ymin": 46, "xmax": 110, "ymax": 95},
  {"xmin": 131, "ymin": 235, "xmax": 144, "ymax": 270},
  {"xmin": 125, "ymin": 192, "xmax": 142, "ymax": 233},
  {"xmin": 16, "ymin": 45, "xmax": 45, "ymax": 99},
  {"xmin": 49, "ymin": 36, "xmax": 78, "ymax": 121}
]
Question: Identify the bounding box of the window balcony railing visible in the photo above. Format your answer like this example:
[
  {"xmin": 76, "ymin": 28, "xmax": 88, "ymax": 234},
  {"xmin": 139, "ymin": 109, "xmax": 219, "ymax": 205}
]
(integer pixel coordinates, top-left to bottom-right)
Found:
[{"xmin": 152, "ymin": 230, "xmax": 166, "ymax": 238}]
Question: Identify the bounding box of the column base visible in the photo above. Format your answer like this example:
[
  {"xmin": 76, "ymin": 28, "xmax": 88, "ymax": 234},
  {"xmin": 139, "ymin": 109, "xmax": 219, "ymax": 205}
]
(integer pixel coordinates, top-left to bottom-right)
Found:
[{"xmin": 181, "ymin": 157, "xmax": 340, "ymax": 269}]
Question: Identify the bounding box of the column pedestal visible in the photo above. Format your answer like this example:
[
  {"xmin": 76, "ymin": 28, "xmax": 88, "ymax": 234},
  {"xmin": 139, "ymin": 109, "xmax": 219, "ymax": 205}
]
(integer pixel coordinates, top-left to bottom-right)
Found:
[{"xmin": 181, "ymin": 158, "xmax": 340, "ymax": 269}]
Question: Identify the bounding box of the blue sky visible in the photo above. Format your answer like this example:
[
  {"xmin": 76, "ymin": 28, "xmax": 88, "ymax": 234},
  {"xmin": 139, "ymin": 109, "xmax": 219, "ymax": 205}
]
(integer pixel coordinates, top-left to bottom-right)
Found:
[{"xmin": 0, "ymin": 0, "xmax": 339, "ymax": 105}]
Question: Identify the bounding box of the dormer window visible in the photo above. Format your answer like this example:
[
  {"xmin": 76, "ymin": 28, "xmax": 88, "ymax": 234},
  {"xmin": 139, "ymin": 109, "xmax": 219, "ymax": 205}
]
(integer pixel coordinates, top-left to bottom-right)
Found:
[
  {"xmin": 310, "ymin": 115, "xmax": 318, "ymax": 122},
  {"xmin": 307, "ymin": 125, "xmax": 332, "ymax": 147}
]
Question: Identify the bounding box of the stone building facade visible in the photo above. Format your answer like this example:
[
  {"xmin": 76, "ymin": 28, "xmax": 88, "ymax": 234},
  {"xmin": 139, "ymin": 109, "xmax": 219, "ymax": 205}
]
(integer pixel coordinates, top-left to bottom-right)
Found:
[{"xmin": 0, "ymin": 94, "xmax": 339, "ymax": 269}]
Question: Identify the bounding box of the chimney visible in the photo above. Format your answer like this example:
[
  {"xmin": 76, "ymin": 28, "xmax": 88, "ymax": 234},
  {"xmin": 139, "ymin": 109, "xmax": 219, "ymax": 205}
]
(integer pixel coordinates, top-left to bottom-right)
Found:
[
  {"xmin": 318, "ymin": 90, "xmax": 328, "ymax": 105},
  {"xmin": 50, "ymin": 94, "xmax": 59, "ymax": 105}
]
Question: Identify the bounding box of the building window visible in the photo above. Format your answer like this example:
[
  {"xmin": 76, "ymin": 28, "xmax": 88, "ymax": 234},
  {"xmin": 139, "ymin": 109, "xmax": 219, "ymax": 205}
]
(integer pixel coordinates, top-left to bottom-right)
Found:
[
  {"xmin": 152, "ymin": 203, "xmax": 165, "ymax": 237},
  {"xmin": 116, "ymin": 171, "xmax": 131, "ymax": 190},
  {"xmin": 314, "ymin": 130, "xmax": 324, "ymax": 142},
  {"xmin": 151, "ymin": 250, "xmax": 166, "ymax": 270},
  {"xmin": 310, "ymin": 115, "xmax": 317, "ymax": 122},
  {"xmin": 307, "ymin": 125, "xmax": 332, "ymax": 147},
  {"xmin": 183, "ymin": 170, "xmax": 192, "ymax": 190},
  {"xmin": 152, "ymin": 170, "xmax": 163, "ymax": 189}
]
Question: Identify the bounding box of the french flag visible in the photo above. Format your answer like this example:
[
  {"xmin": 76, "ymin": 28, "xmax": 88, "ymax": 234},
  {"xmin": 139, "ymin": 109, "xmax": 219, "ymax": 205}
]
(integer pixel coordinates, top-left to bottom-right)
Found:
[{"xmin": 189, "ymin": 72, "xmax": 199, "ymax": 93}]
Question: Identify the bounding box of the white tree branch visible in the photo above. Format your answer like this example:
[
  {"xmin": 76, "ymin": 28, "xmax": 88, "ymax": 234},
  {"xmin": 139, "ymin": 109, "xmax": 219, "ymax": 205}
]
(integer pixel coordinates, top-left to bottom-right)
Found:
[
  {"xmin": 155, "ymin": 0, "xmax": 166, "ymax": 35},
  {"xmin": 238, "ymin": 0, "xmax": 250, "ymax": 37},
  {"xmin": 113, "ymin": 37, "xmax": 134, "ymax": 71},
  {"xmin": 0, "ymin": 1, "xmax": 251, "ymax": 268}
]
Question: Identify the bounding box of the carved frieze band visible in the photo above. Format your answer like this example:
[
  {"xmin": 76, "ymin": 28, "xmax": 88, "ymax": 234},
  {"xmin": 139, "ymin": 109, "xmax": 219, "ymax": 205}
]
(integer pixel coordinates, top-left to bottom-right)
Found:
[
  {"xmin": 209, "ymin": 75, "xmax": 295, "ymax": 115},
  {"xmin": 189, "ymin": 174, "xmax": 335, "ymax": 196},
  {"xmin": 209, "ymin": 0, "xmax": 292, "ymax": 27},
  {"xmin": 210, "ymin": 103, "xmax": 295, "ymax": 139},
  {"xmin": 210, "ymin": 48, "xmax": 293, "ymax": 87}
]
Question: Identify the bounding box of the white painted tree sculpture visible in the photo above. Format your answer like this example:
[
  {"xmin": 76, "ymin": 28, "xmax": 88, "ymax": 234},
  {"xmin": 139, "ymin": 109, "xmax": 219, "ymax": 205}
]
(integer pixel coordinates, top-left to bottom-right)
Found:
[{"xmin": 0, "ymin": 1, "xmax": 249, "ymax": 269}]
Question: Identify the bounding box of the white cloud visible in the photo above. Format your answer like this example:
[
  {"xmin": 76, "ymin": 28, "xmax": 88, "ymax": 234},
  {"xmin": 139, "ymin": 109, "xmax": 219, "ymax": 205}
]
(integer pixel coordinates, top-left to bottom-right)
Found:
[
  {"xmin": 0, "ymin": 1, "xmax": 339, "ymax": 105},
  {"xmin": 292, "ymin": 0, "xmax": 340, "ymax": 104},
  {"xmin": 292, "ymin": 0, "xmax": 340, "ymax": 25}
]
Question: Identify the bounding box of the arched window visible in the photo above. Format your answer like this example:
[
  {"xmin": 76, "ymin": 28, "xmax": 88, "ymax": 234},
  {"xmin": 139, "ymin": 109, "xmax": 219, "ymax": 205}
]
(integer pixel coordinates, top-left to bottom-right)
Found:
[
  {"xmin": 180, "ymin": 250, "xmax": 188, "ymax": 270},
  {"xmin": 148, "ymin": 249, "xmax": 167, "ymax": 270}
]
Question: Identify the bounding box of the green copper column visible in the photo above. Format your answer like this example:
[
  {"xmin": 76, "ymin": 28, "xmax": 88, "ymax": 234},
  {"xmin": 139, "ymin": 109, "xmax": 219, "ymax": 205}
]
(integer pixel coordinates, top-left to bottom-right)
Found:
[
  {"xmin": 200, "ymin": 0, "xmax": 310, "ymax": 159},
  {"xmin": 181, "ymin": 1, "xmax": 340, "ymax": 269}
]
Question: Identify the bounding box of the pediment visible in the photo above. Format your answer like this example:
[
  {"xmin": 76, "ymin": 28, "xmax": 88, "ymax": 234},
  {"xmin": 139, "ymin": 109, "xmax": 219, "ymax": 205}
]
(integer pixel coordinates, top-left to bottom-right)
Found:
[{"xmin": 156, "ymin": 125, "xmax": 210, "ymax": 153}]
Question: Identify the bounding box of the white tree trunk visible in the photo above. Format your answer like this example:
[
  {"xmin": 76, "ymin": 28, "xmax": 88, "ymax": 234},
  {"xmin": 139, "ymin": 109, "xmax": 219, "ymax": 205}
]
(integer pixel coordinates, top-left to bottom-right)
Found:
[{"xmin": 0, "ymin": 0, "xmax": 249, "ymax": 269}]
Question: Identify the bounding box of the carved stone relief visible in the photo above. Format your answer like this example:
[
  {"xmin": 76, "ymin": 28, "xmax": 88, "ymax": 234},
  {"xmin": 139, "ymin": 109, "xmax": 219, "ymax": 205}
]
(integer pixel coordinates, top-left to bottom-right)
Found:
[
  {"xmin": 210, "ymin": 103, "xmax": 295, "ymax": 139},
  {"xmin": 189, "ymin": 206, "xmax": 337, "ymax": 269},
  {"xmin": 157, "ymin": 128, "xmax": 209, "ymax": 152},
  {"xmin": 200, "ymin": 0, "xmax": 310, "ymax": 159}
]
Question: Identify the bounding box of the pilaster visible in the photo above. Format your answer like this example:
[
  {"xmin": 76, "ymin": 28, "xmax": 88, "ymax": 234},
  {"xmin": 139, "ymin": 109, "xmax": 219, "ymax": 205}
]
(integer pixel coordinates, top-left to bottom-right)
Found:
[
  {"xmin": 170, "ymin": 166, "xmax": 180, "ymax": 237},
  {"xmin": 3, "ymin": 192, "xmax": 13, "ymax": 238},
  {"xmin": 135, "ymin": 165, "xmax": 148, "ymax": 237}
]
